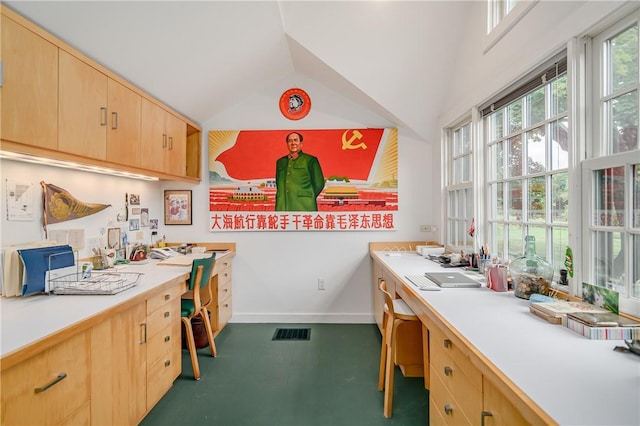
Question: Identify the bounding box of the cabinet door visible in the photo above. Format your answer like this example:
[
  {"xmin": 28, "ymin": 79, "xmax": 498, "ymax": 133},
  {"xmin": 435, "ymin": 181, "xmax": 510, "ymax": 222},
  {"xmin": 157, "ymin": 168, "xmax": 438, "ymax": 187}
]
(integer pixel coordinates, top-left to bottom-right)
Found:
[
  {"xmin": 107, "ymin": 79, "xmax": 141, "ymax": 167},
  {"xmin": 0, "ymin": 331, "xmax": 90, "ymax": 425},
  {"xmin": 164, "ymin": 112, "xmax": 187, "ymax": 176},
  {"xmin": 140, "ymin": 98, "xmax": 167, "ymax": 172},
  {"xmin": 1, "ymin": 14, "xmax": 58, "ymax": 148},
  {"xmin": 58, "ymin": 50, "xmax": 107, "ymax": 160}
]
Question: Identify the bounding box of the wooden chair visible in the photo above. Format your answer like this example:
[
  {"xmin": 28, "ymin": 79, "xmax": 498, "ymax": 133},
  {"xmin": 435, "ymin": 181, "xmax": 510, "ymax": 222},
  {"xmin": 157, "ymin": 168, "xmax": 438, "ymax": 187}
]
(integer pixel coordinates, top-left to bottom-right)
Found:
[
  {"xmin": 181, "ymin": 254, "xmax": 217, "ymax": 380},
  {"xmin": 378, "ymin": 280, "xmax": 421, "ymax": 418}
]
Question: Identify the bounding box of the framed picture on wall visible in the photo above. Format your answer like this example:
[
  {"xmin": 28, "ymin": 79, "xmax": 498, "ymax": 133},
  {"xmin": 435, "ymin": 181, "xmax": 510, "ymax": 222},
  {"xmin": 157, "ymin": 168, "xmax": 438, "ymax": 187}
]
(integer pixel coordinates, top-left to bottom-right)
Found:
[{"xmin": 164, "ymin": 190, "xmax": 192, "ymax": 225}]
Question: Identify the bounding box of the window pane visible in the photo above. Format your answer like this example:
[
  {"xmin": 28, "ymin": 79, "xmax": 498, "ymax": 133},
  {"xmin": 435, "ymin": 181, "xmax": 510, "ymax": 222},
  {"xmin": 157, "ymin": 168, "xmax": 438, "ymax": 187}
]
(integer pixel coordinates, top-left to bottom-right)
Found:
[
  {"xmin": 526, "ymin": 126, "xmax": 547, "ymax": 173},
  {"xmin": 462, "ymin": 155, "xmax": 472, "ymax": 182},
  {"xmin": 634, "ymin": 164, "xmax": 640, "ymax": 228},
  {"xmin": 610, "ymin": 24, "xmax": 638, "ymax": 92},
  {"xmin": 551, "ymin": 172, "xmax": 569, "ymax": 222},
  {"xmin": 507, "ymin": 224, "xmax": 523, "ymax": 259},
  {"xmin": 550, "ymin": 118, "xmax": 569, "ymax": 170},
  {"xmin": 508, "ymin": 99, "xmax": 522, "ymax": 135},
  {"xmin": 461, "ymin": 123, "xmax": 471, "ymax": 154},
  {"xmin": 526, "ymin": 86, "xmax": 545, "ymax": 126},
  {"xmin": 594, "ymin": 167, "xmax": 625, "ymax": 226},
  {"xmin": 610, "ymin": 91, "xmax": 639, "ymax": 153},
  {"xmin": 593, "ymin": 231, "xmax": 624, "ymax": 293},
  {"xmin": 507, "ymin": 135, "xmax": 522, "ymax": 177},
  {"xmin": 550, "ymin": 75, "xmax": 568, "ymax": 116},
  {"xmin": 465, "ymin": 188, "xmax": 473, "ymax": 217},
  {"xmin": 495, "ymin": 223, "xmax": 505, "ymax": 260},
  {"xmin": 528, "ymin": 176, "xmax": 546, "ymax": 222},
  {"xmin": 632, "ymin": 233, "xmax": 640, "ymax": 298},
  {"xmin": 490, "ymin": 109, "xmax": 504, "ymax": 141},
  {"xmin": 490, "ymin": 182, "xmax": 504, "ymax": 220},
  {"xmin": 490, "ymin": 142, "xmax": 504, "ymax": 180},
  {"xmin": 507, "ymin": 180, "xmax": 522, "ymax": 221},
  {"xmin": 527, "ymin": 226, "xmax": 547, "ymax": 256},
  {"xmin": 552, "ymin": 227, "xmax": 569, "ymax": 271}
]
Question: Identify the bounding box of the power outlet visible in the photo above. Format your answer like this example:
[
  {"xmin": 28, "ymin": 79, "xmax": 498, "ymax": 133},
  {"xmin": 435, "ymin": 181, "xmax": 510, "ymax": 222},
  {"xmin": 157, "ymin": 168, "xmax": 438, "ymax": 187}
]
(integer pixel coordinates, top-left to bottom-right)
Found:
[
  {"xmin": 420, "ymin": 225, "xmax": 433, "ymax": 232},
  {"xmin": 318, "ymin": 277, "xmax": 326, "ymax": 290}
]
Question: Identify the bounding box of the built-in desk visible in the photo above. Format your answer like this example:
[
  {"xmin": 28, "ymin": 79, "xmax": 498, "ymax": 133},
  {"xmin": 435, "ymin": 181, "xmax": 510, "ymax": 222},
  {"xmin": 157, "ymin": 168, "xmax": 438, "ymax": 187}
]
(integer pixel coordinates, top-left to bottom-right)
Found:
[
  {"xmin": 0, "ymin": 250, "xmax": 233, "ymax": 425},
  {"xmin": 370, "ymin": 249, "xmax": 640, "ymax": 426}
]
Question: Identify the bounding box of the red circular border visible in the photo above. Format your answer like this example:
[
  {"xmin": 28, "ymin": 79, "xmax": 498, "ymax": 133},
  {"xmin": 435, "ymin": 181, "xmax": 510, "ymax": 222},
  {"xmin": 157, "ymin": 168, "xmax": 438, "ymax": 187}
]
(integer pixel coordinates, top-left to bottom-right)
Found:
[{"xmin": 279, "ymin": 88, "xmax": 311, "ymax": 120}]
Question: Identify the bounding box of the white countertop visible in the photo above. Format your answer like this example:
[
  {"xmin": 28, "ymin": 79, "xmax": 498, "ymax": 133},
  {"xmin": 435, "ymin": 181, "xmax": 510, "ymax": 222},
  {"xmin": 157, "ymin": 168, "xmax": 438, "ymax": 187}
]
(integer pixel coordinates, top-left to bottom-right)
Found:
[
  {"xmin": 1, "ymin": 259, "xmax": 192, "ymax": 360},
  {"xmin": 375, "ymin": 251, "xmax": 640, "ymax": 426}
]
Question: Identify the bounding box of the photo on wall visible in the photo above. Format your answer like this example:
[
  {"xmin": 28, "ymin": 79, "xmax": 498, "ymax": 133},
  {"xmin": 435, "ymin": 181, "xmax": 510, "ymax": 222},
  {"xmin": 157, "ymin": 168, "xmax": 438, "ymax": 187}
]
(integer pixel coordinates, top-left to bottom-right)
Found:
[{"xmin": 208, "ymin": 128, "xmax": 398, "ymax": 232}]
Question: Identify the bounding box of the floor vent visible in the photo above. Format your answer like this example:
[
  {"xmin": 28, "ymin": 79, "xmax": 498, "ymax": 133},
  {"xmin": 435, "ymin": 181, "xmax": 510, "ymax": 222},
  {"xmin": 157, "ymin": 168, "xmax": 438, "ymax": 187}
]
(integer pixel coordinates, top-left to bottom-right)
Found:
[{"xmin": 272, "ymin": 328, "xmax": 311, "ymax": 341}]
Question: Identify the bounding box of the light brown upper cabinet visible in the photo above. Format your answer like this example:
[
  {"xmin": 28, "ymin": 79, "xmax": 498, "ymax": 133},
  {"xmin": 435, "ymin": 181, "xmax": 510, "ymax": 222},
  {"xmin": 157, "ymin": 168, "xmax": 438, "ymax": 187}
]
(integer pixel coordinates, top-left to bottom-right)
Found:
[
  {"xmin": 106, "ymin": 79, "xmax": 142, "ymax": 167},
  {"xmin": 1, "ymin": 13, "xmax": 58, "ymax": 149},
  {"xmin": 140, "ymin": 99, "xmax": 186, "ymax": 177}
]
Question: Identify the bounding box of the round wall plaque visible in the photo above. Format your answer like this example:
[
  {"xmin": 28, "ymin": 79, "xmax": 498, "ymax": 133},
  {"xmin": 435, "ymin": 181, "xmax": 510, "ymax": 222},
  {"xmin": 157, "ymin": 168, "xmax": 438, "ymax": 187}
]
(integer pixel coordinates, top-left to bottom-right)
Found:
[{"xmin": 279, "ymin": 88, "xmax": 311, "ymax": 120}]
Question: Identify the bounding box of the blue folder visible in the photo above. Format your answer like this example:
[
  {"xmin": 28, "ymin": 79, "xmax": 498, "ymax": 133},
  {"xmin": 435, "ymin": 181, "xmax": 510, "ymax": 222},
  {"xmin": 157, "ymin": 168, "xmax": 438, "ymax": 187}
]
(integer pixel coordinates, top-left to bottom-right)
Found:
[{"xmin": 18, "ymin": 245, "xmax": 75, "ymax": 296}]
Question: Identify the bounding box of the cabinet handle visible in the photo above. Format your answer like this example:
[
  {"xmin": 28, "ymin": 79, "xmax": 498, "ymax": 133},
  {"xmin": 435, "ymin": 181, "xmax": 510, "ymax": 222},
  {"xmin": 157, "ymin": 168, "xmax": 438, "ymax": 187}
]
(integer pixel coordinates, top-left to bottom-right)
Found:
[
  {"xmin": 444, "ymin": 404, "xmax": 453, "ymax": 415},
  {"xmin": 140, "ymin": 323, "xmax": 147, "ymax": 344},
  {"xmin": 164, "ymin": 335, "xmax": 171, "ymax": 342},
  {"xmin": 162, "ymin": 134, "xmax": 167, "ymax": 148},
  {"xmin": 168, "ymin": 136, "xmax": 173, "ymax": 150},
  {"xmin": 100, "ymin": 107, "xmax": 107, "ymax": 126},
  {"xmin": 164, "ymin": 294, "xmax": 171, "ymax": 300},
  {"xmin": 444, "ymin": 366, "xmax": 453, "ymax": 376},
  {"xmin": 444, "ymin": 339, "xmax": 452, "ymax": 348},
  {"xmin": 111, "ymin": 111, "xmax": 118, "ymax": 129},
  {"xmin": 164, "ymin": 360, "xmax": 171, "ymax": 367},
  {"xmin": 34, "ymin": 373, "xmax": 67, "ymax": 394},
  {"xmin": 164, "ymin": 311, "xmax": 170, "ymax": 318},
  {"xmin": 481, "ymin": 411, "xmax": 493, "ymax": 426}
]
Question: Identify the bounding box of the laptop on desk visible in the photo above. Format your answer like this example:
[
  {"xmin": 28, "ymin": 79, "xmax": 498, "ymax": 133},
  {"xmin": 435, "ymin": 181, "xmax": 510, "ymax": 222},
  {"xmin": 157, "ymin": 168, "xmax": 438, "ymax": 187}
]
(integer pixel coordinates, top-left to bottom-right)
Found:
[{"xmin": 424, "ymin": 272, "xmax": 482, "ymax": 288}]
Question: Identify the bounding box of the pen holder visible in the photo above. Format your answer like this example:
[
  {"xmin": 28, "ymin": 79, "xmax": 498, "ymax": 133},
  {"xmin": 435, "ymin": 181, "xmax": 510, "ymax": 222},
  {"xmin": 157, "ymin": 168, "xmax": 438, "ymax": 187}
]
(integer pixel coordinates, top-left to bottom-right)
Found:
[{"xmin": 479, "ymin": 257, "xmax": 490, "ymax": 274}]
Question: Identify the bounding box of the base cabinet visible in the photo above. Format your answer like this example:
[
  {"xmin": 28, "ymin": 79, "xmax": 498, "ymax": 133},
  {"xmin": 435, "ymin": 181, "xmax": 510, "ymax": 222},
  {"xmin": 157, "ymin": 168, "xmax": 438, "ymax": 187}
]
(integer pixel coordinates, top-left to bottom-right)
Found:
[{"xmin": 0, "ymin": 331, "xmax": 91, "ymax": 425}]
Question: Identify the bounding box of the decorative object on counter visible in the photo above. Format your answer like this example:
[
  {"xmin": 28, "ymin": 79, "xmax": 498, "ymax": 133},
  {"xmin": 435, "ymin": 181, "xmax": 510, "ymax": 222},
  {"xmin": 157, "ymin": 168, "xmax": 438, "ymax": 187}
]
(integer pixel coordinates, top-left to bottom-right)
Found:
[
  {"xmin": 164, "ymin": 190, "xmax": 192, "ymax": 225},
  {"xmin": 510, "ymin": 235, "xmax": 554, "ymax": 300},
  {"xmin": 279, "ymin": 87, "xmax": 311, "ymax": 120},
  {"xmin": 41, "ymin": 181, "xmax": 111, "ymax": 237},
  {"xmin": 564, "ymin": 246, "xmax": 574, "ymax": 277},
  {"xmin": 559, "ymin": 268, "xmax": 569, "ymax": 286},
  {"xmin": 486, "ymin": 264, "xmax": 508, "ymax": 292}
]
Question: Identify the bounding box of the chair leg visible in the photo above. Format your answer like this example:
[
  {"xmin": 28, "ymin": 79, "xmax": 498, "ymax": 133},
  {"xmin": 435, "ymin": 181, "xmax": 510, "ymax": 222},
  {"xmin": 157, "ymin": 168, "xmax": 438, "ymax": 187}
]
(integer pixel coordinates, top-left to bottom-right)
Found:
[
  {"xmin": 200, "ymin": 308, "xmax": 217, "ymax": 357},
  {"xmin": 182, "ymin": 317, "xmax": 201, "ymax": 380},
  {"xmin": 378, "ymin": 312, "xmax": 388, "ymax": 391},
  {"xmin": 383, "ymin": 337, "xmax": 395, "ymax": 418}
]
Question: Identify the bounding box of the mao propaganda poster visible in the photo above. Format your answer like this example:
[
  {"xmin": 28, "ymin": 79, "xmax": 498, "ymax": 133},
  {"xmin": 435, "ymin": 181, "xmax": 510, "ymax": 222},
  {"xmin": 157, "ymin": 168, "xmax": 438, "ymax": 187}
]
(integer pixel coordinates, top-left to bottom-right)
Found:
[{"xmin": 208, "ymin": 128, "xmax": 398, "ymax": 232}]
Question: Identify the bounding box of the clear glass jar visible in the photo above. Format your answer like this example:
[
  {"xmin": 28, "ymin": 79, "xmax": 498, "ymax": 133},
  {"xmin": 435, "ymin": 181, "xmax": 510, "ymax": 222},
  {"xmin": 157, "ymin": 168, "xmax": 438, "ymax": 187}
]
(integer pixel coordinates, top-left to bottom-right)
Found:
[{"xmin": 510, "ymin": 235, "xmax": 554, "ymax": 299}]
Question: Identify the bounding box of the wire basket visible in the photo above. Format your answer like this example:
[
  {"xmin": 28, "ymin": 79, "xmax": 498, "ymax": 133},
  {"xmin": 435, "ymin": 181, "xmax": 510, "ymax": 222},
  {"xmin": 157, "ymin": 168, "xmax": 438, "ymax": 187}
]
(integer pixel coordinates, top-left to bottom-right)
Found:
[{"xmin": 51, "ymin": 271, "xmax": 142, "ymax": 295}]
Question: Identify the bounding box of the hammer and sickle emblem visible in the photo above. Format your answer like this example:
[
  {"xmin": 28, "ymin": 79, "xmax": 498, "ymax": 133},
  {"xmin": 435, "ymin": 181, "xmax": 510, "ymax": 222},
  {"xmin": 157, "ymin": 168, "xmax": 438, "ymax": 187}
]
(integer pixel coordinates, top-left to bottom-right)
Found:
[{"xmin": 341, "ymin": 129, "xmax": 367, "ymax": 150}]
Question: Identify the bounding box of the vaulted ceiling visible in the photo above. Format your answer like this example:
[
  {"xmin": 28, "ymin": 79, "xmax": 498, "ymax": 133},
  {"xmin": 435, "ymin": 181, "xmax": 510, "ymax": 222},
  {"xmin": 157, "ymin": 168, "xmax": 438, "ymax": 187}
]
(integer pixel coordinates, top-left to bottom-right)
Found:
[{"xmin": 6, "ymin": 1, "xmax": 471, "ymax": 141}]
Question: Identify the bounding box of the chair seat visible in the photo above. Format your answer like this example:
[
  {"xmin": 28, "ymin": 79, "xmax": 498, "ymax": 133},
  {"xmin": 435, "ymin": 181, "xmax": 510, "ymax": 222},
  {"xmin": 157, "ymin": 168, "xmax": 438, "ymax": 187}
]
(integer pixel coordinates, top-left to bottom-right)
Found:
[
  {"xmin": 181, "ymin": 299, "xmax": 196, "ymax": 317},
  {"xmin": 389, "ymin": 299, "xmax": 418, "ymax": 320}
]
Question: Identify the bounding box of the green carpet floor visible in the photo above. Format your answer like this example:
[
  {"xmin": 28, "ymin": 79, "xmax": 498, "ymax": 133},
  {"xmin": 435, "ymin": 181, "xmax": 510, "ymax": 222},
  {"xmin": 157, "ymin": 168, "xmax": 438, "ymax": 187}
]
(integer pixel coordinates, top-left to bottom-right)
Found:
[{"xmin": 141, "ymin": 323, "xmax": 429, "ymax": 426}]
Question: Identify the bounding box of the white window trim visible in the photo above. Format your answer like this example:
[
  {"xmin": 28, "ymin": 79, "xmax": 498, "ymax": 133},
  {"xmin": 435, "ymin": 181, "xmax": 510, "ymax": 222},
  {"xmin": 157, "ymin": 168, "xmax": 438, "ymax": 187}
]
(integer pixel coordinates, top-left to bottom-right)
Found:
[{"xmin": 483, "ymin": 0, "xmax": 540, "ymax": 54}]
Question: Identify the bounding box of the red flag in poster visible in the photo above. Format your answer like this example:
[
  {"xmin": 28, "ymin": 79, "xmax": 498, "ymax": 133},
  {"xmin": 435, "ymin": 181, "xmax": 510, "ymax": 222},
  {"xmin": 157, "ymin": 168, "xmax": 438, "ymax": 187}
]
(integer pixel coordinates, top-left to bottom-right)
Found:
[{"xmin": 214, "ymin": 129, "xmax": 384, "ymax": 181}]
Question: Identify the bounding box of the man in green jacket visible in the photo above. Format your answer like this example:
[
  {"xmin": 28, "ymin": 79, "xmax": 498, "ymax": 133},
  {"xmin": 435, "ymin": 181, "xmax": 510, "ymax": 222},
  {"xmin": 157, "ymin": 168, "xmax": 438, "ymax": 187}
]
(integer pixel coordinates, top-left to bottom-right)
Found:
[{"xmin": 275, "ymin": 132, "xmax": 325, "ymax": 211}]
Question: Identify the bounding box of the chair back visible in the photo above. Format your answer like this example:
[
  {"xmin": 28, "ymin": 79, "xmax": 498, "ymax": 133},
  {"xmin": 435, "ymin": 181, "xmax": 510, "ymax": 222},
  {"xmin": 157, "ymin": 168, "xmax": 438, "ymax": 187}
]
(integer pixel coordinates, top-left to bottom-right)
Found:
[
  {"xmin": 187, "ymin": 253, "xmax": 216, "ymax": 291},
  {"xmin": 379, "ymin": 280, "xmax": 395, "ymax": 318}
]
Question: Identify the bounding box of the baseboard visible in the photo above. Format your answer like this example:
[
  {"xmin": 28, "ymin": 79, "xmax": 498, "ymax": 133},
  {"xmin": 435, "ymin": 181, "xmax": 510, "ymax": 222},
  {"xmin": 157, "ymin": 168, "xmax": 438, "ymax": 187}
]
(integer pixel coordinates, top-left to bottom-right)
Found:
[{"xmin": 230, "ymin": 313, "xmax": 375, "ymax": 323}]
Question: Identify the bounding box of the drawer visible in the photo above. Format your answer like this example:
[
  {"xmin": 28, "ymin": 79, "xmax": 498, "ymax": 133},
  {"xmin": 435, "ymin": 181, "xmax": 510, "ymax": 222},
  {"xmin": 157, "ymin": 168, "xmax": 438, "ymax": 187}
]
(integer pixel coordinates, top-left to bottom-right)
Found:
[
  {"xmin": 213, "ymin": 257, "xmax": 232, "ymax": 276},
  {"xmin": 430, "ymin": 367, "xmax": 473, "ymax": 426},
  {"xmin": 216, "ymin": 295, "xmax": 232, "ymax": 331},
  {"xmin": 430, "ymin": 325, "xmax": 482, "ymax": 420},
  {"xmin": 429, "ymin": 389, "xmax": 450, "ymax": 426},
  {"xmin": 1, "ymin": 331, "xmax": 90, "ymax": 425},
  {"xmin": 147, "ymin": 282, "xmax": 185, "ymax": 315},
  {"xmin": 146, "ymin": 298, "xmax": 179, "ymax": 338},
  {"xmin": 217, "ymin": 274, "xmax": 232, "ymax": 304},
  {"xmin": 147, "ymin": 323, "xmax": 175, "ymax": 366},
  {"xmin": 146, "ymin": 332, "xmax": 181, "ymax": 409}
]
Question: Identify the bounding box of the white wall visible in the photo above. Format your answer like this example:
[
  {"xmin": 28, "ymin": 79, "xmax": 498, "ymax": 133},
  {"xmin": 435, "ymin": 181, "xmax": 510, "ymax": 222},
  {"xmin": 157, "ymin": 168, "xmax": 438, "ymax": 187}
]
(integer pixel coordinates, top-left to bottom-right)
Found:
[{"xmin": 0, "ymin": 160, "xmax": 165, "ymax": 258}]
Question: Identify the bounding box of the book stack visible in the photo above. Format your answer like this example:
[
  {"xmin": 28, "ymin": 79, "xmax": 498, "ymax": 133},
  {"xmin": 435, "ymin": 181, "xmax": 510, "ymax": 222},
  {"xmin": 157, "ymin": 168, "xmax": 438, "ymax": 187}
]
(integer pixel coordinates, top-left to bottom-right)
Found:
[
  {"xmin": 565, "ymin": 311, "xmax": 640, "ymax": 340},
  {"xmin": 529, "ymin": 300, "xmax": 608, "ymax": 324}
]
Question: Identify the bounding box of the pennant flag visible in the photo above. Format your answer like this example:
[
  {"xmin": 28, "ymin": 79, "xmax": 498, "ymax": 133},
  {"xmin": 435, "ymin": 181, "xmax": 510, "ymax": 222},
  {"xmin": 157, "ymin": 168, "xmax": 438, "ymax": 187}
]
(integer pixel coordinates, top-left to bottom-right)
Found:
[{"xmin": 41, "ymin": 181, "xmax": 111, "ymax": 228}]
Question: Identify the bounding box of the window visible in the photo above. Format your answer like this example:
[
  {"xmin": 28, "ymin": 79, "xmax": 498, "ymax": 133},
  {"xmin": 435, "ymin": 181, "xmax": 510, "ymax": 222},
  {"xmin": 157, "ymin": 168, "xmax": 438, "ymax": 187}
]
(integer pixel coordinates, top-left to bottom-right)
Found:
[
  {"xmin": 483, "ymin": 58, "xmax": 569, "ymax": 273},
  {"xmin": 584, "ymin": 15, "xmax": 640, "ymax": 311},
  {"xmin": 445, "ymin": 121, "xmax": 474, "ymax": 251},
  {"xmin": 487, "ymin": 0, "xmax": 519, "ymax": 33}
]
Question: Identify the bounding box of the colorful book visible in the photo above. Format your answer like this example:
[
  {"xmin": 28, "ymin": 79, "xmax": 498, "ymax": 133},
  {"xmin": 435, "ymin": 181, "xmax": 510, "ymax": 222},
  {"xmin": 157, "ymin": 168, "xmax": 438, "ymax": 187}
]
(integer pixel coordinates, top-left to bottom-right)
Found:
[
  {"xmin": 565, "ymin": 316, "xmax": 640, "ymax": 340},
  {"xmin": 566, "ymin": 311, "xmax": 640, "ymax": 327}
]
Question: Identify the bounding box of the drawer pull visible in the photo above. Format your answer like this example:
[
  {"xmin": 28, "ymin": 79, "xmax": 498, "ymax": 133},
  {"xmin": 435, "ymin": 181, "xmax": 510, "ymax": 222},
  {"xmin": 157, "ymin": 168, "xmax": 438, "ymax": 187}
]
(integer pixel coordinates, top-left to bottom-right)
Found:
[
  {"xmin": 164, "ymin": 360, "xmax": 171, "ymax": 367},
  {"xmin": 111, "ymin": 111, "xmax": 118, "ymax": 129},
  {"xmin": 444, "ymin": 366, "xmax": 453, "ymax": 376},
  {"xmin": 100, "ymin": 107, "xmax": 107, "ymax": 126},
  {"xmin": 444, "ymin": 404, "xmax": 453, "ymax": 415},
  {"xmin": 481, "ymin": 411, "xmax": 494, "ymax": 426},
  {"xmin": 164, "ymin": 335, "xmax": 171, "ymax": 342},
  {"xmin": 164, "ymin": 294, "xmax": 171, "ymax": 301},
  {"xmin": 164, "ymin": 311, "xmax": 170, "ymax": 318},
  {"xmin": 140, "ymin": 323, "xmax": 147, "ymax": 344},
  {"xmin": 34, "ymin": 373, "xmax": 67, "ymax": 394},
  {"xmin": 444, "ymin": 339, "xmax": 452, "ymax": 348}
]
